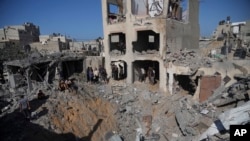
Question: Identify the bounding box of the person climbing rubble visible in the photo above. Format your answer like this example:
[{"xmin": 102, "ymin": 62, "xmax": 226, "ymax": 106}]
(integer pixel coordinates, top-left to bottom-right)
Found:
[
  {"xmin": 58, "ymin": 80, "xmax": 66, "ymax": 91},
  {"xmin": 139, "ymin": 67, "xmax": 146, "ymax": 83},
  {"xmin": 147, "ymin": 67, "xmax": 155, "ymax": 85},
  {"xmin": 19, "ymin": 95, "xmax": 31, "ymax": 120},
  {"xmin": 37, "ymin": 90, "xmax": 46, "ymax": 100},
  {"xmin": 93, "ymin": 68, "xmax": 99, "ymax": 83},
  {"xmin": 99, "ymin": 65, "xmax": 108, "ymax": 84},
  {"xmin": 65, "ymin": 79, "xmax": 73, "ymax": 92}
]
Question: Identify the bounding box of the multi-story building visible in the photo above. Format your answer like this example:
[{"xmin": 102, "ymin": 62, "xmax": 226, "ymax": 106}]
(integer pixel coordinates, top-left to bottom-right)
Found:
[
  {"xmin": 101, "ymin": 0, "xmax": 199, "ymax": 92},
  {"xmin": 0, "ymin": 22, "xmax": 40, "ymax": 47}
]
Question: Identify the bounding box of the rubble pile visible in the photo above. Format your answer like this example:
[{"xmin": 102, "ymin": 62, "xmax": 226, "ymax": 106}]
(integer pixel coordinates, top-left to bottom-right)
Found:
[
  {"xmin": 1, "ymin": 48, "xmax": 250, "ymax": 141},
  {"xmin": 0, "ymin": 81, "xmax": 118, "ymax": 141},
  {"xmin": 1, "ymin": 71, "xmax": 250, "ymax": 141},
  {"xmin": 134, "ymin": 49, "xmax": 158, "ymax": 55},
  {"xmin": 165, "ymin": 49, "xmax": 212, "ymax": 72}
]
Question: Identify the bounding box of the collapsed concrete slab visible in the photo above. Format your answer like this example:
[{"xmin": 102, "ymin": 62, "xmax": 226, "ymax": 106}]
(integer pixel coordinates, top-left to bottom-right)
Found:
[
  {"xmin": 4, "ymin": 52, "xmax": 85, "ymax": 92},
  {"xmin": 199, "ymin": 101, "xmax": 250, "ymax": 140}
]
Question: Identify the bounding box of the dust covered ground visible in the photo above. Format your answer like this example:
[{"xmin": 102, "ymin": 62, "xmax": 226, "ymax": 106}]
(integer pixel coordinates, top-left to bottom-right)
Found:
[
  {"xmin": 1, "ymin": 71, "xmax": 250, "ymax": 141},
  {"xmin": 0, "ymin": 74, "xmax": 181, "ymax": 141}
]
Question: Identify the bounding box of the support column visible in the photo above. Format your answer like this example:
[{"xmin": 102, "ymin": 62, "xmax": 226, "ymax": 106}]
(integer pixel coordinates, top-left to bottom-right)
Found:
[
  {"xmin": 167, "ymin": 62, "xmax": 174, "ymax": 95},
  {"xmin": 159, "ymin": 60, "xmax": 167, "ymax": 92},
  {"xmin": 126, "ymin": 61, "xmax": 133, "ymax": 84},
  {"xmin": 125, "ymin": 0, "xmax": 133, "ymax": 84}
]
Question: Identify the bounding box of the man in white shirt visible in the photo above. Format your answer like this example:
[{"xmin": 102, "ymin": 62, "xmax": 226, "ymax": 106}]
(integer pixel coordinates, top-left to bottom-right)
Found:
[{"xmin": 19, "ymin": 95, "xmax": 31, "ymax": 120}]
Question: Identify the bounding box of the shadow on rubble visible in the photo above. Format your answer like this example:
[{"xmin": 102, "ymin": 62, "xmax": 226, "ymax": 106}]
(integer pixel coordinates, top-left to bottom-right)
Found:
[
  {"xmin": 0, "ymin": 105, "xmax": 104, "ymax": 141},
  {"xmin": 29, "ymin": 96, "xmax": 49, "ymax": 112},
  {"xmin": 81, "ymin": 119, "xmax": 103, "ymax": 141}
]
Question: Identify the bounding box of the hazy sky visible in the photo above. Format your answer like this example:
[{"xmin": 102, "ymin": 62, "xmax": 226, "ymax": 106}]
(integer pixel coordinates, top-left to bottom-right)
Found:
[{"xmin": 0, "ymin": 0, "xmax": 249, "ymax": 40}]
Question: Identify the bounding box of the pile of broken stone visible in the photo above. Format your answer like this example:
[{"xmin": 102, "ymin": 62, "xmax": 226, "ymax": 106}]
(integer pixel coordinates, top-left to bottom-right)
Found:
[
  {"xmin": 1, "ymin": 73, "xmax": 250, "ymax": 141},
  {"xmin": 165, "ymin": 49, "xmax": 212, "ymax": 71}
]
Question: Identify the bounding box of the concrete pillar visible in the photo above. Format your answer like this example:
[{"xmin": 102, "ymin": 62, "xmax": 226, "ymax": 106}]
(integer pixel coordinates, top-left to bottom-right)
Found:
[
  {"xmin": 125, "ymin": 0, "xmax": 133, "ymax": 84},
  {"xmin": 159, "ymin": 60, "xmax": 167, "ymax": 92},
  {"xmin": 168, "ymin": 70, "xmax": 174, "ymax": 95},
  {"xmin": 167, "ymin": 62, "xmax": 174, "ymax": 95},
  {"xmin": 126, "ymin": 60, "xmax": 133, "ymax": 84}
]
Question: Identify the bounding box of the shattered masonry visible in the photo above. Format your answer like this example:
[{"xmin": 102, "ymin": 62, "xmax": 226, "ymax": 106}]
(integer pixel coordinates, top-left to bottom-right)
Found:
[{"xmin": 1, "ymin": 0, "xmax": 250, "ymax": 141}]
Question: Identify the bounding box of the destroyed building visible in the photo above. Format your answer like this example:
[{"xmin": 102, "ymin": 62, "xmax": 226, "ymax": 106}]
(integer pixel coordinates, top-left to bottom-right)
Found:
[
  {"xmin": 4, "ymin": 52, "xmax": 84, "ymax": 90},
  {"xmin": 101, "ymin": 0, "xmax": 200, "ymax": 92},
  {"xmin": 1, "ymin": 1, "xmax": 250, "ymax": 141},
  {"xmin": 0, "ymin": 22, "xmax": 40, "ymax": 48}
]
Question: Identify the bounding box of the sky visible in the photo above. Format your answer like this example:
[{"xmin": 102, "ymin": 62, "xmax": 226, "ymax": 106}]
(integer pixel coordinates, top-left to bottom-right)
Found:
[{"xmin": 0, "ymin": 0, "xmax": 250, "ymax": 40}]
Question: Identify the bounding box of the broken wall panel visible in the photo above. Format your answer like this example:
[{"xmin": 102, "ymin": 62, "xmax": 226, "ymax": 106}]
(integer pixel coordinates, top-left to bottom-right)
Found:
[{"xmin": 199, "ymin": 75, "xmax": 221, "ymax": 102}]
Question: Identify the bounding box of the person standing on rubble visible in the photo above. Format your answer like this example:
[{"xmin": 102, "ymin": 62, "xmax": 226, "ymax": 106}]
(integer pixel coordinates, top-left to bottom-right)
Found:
[
  {"xmin": 111, "ymin": 63, "xmax": 115, "ymax": 79},
  {"xmin": 148, "ymin": 67, "xmax": 155, "ymax": 85},
  {"xmin": 37, "ymin": 90, "xmax": 46, "ymax": 99},
  {"xmin": 93, "ymin": 68, "xmax": 99, "ymax": 83},
  {"xmin": 140, "ymin": 67, "xmax": 146, "ymax": 83},
  {"xmin": 88, "ymin": 67, "xmax": 94, "ymax": 84},
  {"xmin": 86, "ymin": 67, "xmax": 90, "ymax": 83},
  {"xmin": 19, "ymin": 95, "xmax": 31, "ymax": 120}
]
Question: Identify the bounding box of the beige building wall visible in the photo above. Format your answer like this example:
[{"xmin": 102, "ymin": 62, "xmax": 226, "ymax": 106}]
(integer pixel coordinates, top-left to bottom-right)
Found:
[
  {"xmin": 102, "ymin": 0, "xmax": 199, "ymax": 92},
  {"xmin": 1, "ymin": 23, "xmax": 40, "ymax": 46},
  {"xmin": 30, "ymin": 41, "xmax": 62, "ymax": 53}
]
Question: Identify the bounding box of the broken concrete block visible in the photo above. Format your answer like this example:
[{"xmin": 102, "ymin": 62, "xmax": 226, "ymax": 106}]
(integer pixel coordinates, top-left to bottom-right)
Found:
[
  {"xmin": 199, "ymin": 101, "xmax": 250, "ymax": 140},
  {"xmin": 218, "ymin": 101, "xmax": 250, "ymax": 130},
  {"xmin": 105, "ymin": 131, "xmax": 122, "ymax": 141}
]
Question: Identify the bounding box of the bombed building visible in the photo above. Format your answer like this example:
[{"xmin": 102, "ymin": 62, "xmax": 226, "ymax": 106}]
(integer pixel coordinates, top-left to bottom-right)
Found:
[
  {"xmin": 101, "ymin": 0, "xmax": 199, "ymax": 92},
  {"xmin": 1, "ymin": 1, "xmax": 250, "ymax": 141}
]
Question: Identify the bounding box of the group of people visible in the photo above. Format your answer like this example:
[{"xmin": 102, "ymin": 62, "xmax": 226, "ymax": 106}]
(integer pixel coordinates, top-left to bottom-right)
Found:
[
  {"xmin": 138, "ymin": 67, "xmax": 155, "ymax": 85},
  {"xmin": 87, "ymin": 65, "xmax": 108, "ymax": 84},
  {"xmin": 111, "ymin": 63, "xmax": 124, "ymax": 80},
  {"xmin": 58, "ymin": 79, "xmax": 76, "ymax": 93}
]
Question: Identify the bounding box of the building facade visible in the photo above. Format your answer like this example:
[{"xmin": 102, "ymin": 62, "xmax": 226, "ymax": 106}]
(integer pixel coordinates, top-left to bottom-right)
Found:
[
  {"xmin": 101, "ymin": 0, "xmax": 199, "ymax": 92},
  {"xmin": 31, "ymin": 33, "xmax": 71, "ymax": 53}
]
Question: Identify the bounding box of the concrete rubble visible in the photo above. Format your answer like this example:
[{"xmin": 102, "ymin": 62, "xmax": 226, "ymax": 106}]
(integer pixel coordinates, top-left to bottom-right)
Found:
[
  {"xmin": 0, "ymin": 45, "xmax": 250, "ymax": 141},
  {"xmin": 165, "ymin": 49, "xmax": 212, "ymax": 74}
]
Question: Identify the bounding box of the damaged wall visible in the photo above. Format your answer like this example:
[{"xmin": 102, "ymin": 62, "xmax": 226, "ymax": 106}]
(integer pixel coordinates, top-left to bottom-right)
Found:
[
  {"xmin": 102, "ymin": 0, "xmax": 200, "ymax": 92},
  {"xmin": 199, "ymin": 75, "xmax": 221, "ymax": 102},
  {"xmin": 166, "ymin": 0, "xmax": 199, "ymax": 52},
  {"xmin": 199, "ymin": 60, "xmax": 250, "ymax": 88}
]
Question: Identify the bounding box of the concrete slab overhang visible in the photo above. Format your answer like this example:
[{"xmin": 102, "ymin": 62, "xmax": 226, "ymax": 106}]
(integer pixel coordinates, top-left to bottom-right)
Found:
[{"xmin": 4, "ymin": 52, "xmax": 85, "ymax": 68}]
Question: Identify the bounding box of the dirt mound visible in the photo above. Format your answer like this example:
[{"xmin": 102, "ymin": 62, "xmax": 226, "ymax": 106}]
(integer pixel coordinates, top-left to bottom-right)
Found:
[
  {"xmin": 0, "ymin": 90, "xmax": 118, "ymax": 141},
  {"xmin": 49, "ymin": 94, "xmax": 118, "ymax": 140}
]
